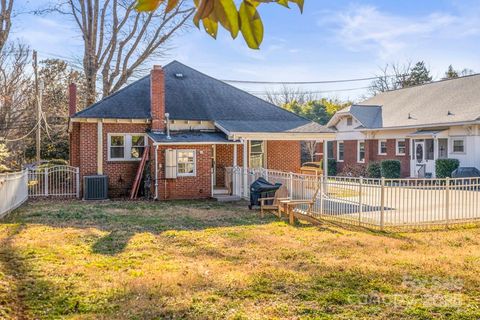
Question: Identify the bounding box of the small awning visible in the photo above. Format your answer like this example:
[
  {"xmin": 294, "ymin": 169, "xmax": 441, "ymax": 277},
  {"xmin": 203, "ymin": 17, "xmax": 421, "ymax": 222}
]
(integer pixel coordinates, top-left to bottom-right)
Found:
[{"xmin": 407, "ymin": 128, "xmax": 448, "ymax": 138}]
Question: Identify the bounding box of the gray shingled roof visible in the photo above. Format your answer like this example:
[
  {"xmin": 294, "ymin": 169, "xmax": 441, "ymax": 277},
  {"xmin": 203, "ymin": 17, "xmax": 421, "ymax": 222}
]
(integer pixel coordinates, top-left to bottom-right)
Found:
[
  {"xmin": 73, "ymin": 61, "xmax": 330, "ymax": 133},
  {"xmin": 148, "ymin": 131, "xmax": 233, "ymax": 143},
  {"xmin": 356, "ymin": 74, "xmax": 480, "ymax": 128}
]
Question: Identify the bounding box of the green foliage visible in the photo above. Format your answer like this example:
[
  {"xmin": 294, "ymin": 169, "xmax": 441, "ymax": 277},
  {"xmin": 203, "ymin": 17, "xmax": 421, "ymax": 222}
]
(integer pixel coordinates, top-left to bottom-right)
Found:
[
  {"xmin": 444, "ymin": 65, "xmax": 459, "ymax": 79},
  {"xmin": 436, "ymin": 159, "xmax": 460, "ymax": 178},
  {"xmin": 404, "ymin": 61, "xmax": 432, "ymax": 87},
  {"xmin": 367, "ymin": 162, "xmax": 381, "ymax": 179},
  {"xmin": 283, "ymin": 99, "xmax": 349, "ymax": 125},
  {"xmin": 135, "ymin": 0, "xmax": 304, "ymax": 49},
  {"xmin": 321, "ymin": 158, "xmax": 337, "ymax": 176},
  {"xmin": 381, "ymin": 160, "xmax": 401, "ymax": 179}
]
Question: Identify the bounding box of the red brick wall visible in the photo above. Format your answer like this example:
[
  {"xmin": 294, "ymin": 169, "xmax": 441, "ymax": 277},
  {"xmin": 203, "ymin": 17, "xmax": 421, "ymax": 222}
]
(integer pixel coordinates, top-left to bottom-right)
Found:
[
  {"xmin": 151, "ymin": 66, "xmax": 165, "ymax": 132},
  {"xmin": 101, "ymin": 123, "xmax": 149, "ymax": 197},
  {"xmin": 155, "ymin": 145, "xmax": 213, "ymax": 200},
  {"xmin": 71, "ymin": 122, "xmax": 149, "ymax": 198},
  {"xmin": 69, "ymin": 122, "xmax": 80, "ymax": 167},
  {"xmin": 334, "ymin": 139, "xmax": 411, "ymax": 177},
  {"xmin": 267, "ymin": 141, "xmax": 301, "ymax": 173},
  {"xmin": 367, "ymin": 139, "xmax": 411, "ymax": 177},
  {"xmin": 215, "ymin": 144, "xmax": 244, "ymax": 188}
]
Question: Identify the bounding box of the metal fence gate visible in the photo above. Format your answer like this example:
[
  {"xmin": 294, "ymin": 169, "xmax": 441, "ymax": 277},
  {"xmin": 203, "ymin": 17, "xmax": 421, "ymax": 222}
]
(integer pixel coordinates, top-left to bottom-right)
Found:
[{"xmin": 28, "ymin": 165, "xmax": 80, "ymax": 198}]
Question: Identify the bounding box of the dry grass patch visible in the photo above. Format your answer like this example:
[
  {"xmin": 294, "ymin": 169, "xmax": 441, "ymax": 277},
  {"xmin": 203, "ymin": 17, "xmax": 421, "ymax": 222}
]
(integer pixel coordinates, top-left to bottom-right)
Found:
[{"xmin": 0, "ymin": 199, "xmax": 479, "ymax": 319}]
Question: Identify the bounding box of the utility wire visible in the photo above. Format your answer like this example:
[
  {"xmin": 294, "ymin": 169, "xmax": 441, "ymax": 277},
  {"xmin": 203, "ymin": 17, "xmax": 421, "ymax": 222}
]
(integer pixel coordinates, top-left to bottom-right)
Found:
[
  {"xmin": 221, "ymin": 75, "xmax": 402, "ymax": 85},
  {"xmin": 248, "ymin": 86, "xmax": 371, "ymax": 95}
]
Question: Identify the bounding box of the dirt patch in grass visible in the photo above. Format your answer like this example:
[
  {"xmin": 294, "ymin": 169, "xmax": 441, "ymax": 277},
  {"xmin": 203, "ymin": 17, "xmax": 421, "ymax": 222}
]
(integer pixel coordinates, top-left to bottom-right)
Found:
[{"xmin": 1, "ymin": 199, "xmax": 480, "ymax": 319}]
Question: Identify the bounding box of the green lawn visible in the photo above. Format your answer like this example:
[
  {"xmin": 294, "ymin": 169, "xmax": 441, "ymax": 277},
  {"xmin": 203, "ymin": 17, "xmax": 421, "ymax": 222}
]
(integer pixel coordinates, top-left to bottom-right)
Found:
[{"xmin": 1, "ymin": 200, "xmax": 480, "ymax": 319}]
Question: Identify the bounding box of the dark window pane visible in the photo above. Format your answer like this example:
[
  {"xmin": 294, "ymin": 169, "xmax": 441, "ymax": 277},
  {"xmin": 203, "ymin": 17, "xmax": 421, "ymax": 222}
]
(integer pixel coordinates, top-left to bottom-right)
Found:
[{"xmin": 110, "ymin": 147, "xmax": 124, "ymax": 159}]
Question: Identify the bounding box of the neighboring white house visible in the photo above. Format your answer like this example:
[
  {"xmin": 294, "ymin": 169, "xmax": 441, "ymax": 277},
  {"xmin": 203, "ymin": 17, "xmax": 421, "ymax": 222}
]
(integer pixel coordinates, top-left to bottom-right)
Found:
[{"xmin": 327, "ymin": 74, "xmax": 480, "ymax": 178}]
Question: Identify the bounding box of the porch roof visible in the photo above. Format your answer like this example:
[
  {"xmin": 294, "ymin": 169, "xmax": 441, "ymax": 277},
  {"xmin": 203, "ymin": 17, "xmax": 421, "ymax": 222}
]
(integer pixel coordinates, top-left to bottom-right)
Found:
[
  {"xmin": 148, "ymin": 131, "xmax": 239, "ymax": 145},
  {"xmin": 407, "ymin": 128, "xmax": 448, "ymax": 138}
]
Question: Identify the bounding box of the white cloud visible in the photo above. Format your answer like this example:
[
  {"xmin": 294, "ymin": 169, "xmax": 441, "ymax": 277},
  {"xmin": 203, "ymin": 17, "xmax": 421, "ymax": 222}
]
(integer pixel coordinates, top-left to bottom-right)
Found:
[{"xmin": 322, "ymin": 4, "xmax": 480, "ymax": 60}]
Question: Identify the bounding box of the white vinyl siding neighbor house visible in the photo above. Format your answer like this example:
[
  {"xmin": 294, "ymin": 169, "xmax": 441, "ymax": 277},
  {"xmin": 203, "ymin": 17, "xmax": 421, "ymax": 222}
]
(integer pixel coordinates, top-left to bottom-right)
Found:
[{"xmin": 327, "ymin": 74, "xmax": 480, "ymax": 178}]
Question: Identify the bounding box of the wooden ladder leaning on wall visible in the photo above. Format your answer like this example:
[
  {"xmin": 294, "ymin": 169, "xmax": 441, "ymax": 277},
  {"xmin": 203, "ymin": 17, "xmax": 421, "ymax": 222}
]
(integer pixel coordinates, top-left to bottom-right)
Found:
[{"xmin": 130, "ymin": 146, "xmax": 150, "ymax": 200}]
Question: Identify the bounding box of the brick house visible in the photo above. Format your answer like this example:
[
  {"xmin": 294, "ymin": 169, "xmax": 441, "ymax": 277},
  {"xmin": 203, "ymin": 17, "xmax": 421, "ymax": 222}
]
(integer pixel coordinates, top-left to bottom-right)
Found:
[
  {"xmin": 69, "ymin": 61, "xmax": 334, "ymax": 199},
  {"xmin": 326, "ymin": 74, "xmax": 480, "ymax": 178}
]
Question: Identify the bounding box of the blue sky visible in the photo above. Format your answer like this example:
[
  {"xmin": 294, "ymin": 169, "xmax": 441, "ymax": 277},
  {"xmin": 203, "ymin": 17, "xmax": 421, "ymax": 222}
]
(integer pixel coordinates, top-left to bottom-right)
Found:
[{"xmin": 12, "ymin": 0, "xmax": 480, "ymax": 101}]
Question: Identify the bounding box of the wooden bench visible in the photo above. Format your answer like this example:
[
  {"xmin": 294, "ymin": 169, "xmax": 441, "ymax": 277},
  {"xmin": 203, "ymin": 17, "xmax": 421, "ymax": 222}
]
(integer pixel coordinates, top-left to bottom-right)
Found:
[{"xmin": 259, "ymin": 185, "xmax": 290, "ymax": 218}]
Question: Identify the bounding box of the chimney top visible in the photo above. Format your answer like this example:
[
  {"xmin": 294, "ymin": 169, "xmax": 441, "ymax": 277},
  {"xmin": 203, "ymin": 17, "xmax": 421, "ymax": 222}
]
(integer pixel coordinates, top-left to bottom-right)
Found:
[{"xmin": 153, "ymin": 65, "xmax": 163, "ymax": 70}]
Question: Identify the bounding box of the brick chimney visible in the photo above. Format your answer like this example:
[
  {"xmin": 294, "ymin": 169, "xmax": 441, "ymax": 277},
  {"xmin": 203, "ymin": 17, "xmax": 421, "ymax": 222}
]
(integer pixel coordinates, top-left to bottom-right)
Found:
[
  {"xmin": 68, "ymin": 83, "xmax": 77, "ymax": 117},
  {"xmin": 151, "ymin": 65, "xmax": 165, "ymax": 132}
]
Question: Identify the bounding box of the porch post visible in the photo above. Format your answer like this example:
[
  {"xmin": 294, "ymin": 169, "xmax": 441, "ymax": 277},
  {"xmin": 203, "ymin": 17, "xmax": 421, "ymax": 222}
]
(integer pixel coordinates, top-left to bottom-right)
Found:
[
  {"xmin": 323, "ymin": 140, "xmax": 329, "ymax": 177},
  {"xmin": 243, "ymin": 139, "xmax": 248, "ymax": 198},
  {"xmin": 233, "ymin": 144, "xmax": 238, "ymax": 167}
]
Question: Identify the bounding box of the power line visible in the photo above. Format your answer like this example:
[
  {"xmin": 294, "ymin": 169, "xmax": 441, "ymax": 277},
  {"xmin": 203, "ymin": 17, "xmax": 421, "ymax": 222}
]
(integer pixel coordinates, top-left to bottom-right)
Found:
[
  {"xmin": 221, "ymin": 75, "xmax": 401, "ymax": 85},
  {"xmin": 247, "ymin": 86, "xmax": 372, "ymax": 95}
]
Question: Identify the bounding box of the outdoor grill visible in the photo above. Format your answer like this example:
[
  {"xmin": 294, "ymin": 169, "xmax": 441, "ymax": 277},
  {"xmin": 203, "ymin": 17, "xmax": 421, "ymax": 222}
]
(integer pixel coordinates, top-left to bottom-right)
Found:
[
  {"xmin": 248, "ymin": 177, "xmax": 282, "ymax": 209},
  {"xmin": 452, "ymin": 167, "xmax": 480, "ymax": 178}
]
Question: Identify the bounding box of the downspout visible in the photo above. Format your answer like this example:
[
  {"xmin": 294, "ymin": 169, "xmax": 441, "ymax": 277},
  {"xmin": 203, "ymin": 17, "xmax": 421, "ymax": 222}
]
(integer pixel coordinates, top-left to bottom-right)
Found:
[
  {"xmin": 154, "ymin": 145, "xmax": 159, "ymax": 200},
  {"xmin": 165, "ymin": 113, "xmax": 171, "ymax": 139}
]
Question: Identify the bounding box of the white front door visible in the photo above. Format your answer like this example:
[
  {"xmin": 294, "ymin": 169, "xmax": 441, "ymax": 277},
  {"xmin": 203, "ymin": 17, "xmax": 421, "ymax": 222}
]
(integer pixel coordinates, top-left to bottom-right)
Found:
[{"xmin": 414, "ymin": 140, "xmax": 426, "ymax": 178}]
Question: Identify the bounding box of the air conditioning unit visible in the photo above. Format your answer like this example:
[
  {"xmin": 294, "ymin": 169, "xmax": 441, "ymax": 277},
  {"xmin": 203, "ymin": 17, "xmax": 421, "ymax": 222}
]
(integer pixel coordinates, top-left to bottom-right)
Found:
[{"xmin": 84, "ymin": 175, "xmax": 108, "ymax": 200}]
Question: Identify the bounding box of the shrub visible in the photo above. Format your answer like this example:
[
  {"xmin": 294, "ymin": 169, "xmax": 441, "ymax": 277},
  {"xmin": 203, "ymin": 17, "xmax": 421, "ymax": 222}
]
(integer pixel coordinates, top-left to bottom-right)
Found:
[
  {"xmin": 436, "ymin": 159, "xmax": 460, "ymax": 178},
  {"xmin": 339, "ymin": 163, "xmax": 367, "ymax": 177},
  {"xmin": 326, "ymin": 159, "xmax": 337, "ymax": 176},
  {"xmin": 381, "ymin": 160, "xmax": 401, "ymax": 179},
  {"xmin": 367, "ymin": 162, "xmax": 382, "ymax": 179}
]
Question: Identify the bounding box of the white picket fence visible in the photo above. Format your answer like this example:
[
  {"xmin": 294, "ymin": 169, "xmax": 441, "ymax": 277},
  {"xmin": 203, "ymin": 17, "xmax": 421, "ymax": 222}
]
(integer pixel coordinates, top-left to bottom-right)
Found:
[
  {"xmin": 227, "ymin": 167, "xmax": 480, "ymax": 230},
  {"xmin": 0, "ymin": 170, "xmax": 28, "ymax": 218},
  {"xmin": 28, "ymin": 165, "xmax": 80, "ymax": 198}
]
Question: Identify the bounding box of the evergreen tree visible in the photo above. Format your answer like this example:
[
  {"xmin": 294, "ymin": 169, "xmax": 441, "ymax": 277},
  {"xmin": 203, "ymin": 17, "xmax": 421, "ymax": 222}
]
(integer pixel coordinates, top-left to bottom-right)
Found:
[
  {"xmin": 444, "ymin": 65, "xmax": 459, "ymax": 79},
  {"xmin": 404, "ymin": 61, "xmax": 432, "ymax": 87}
]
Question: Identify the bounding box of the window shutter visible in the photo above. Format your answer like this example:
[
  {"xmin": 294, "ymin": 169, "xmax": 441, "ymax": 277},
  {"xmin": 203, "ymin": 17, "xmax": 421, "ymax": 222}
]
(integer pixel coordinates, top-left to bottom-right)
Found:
[{"xmin": 165, "ymin": 149, "xmax": 177, "ymax": 179}]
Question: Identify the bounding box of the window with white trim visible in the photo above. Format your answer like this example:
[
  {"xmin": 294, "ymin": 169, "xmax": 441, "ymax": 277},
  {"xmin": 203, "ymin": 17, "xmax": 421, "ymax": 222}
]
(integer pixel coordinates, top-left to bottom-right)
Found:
[
  {"xmin": 250, "ymin": 140, "xmax": 265, "ymax": 168},
  {"xmin": 337, "ymin": 141, "xmax": 344, "ymax": 162},
  {"xmin": 451, "ymin": 138, "xmax": 465, "ymax": 153},
  {"xmin": 177, "ymin": 150, "xmax": 196, "ymax": 176},
  {"xmin": 396, "ymin": 139, "xmax": 406, "ymax": 155},
  {"xmin": 378, "ymin": 140, "xmax": 387, "ymax": 155},
  {"xmin": 357, "ymin": 141, "xmax": 365, "ymax": 163},
  {"xmin": 346, "ymin": 117, "xmax": 353, "ymax": 126},
  {"xmin": 108, "ymin": 134, "xmax": 146, "ymax": 161}
]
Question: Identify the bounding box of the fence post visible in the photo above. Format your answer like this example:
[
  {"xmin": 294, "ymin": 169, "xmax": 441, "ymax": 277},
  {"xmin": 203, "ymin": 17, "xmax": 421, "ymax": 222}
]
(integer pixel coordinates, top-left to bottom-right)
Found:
[
  {"xmin": 445, "ymin": 177, "xmax": 450, "ymax": 227},
  {"xmin": 380, "ymin": 177, "xmax": 385, "ymax": 230},
  {"xmin": 289, "ymin": 172, "xmax": 293, "ymax": 198},
  {"xmin": 359, "ymin": 177, "xmax": 363, "ymax": 225},
  {"xmin": 76, "ymin": 167, "xmax": 80, "ymax": 198},
  {"xmin": 319, "ymin": 175, "xmax": 324, "ymax": 216},
  {"xmin": 44, "ymin": 168, "xmax": 49, "ymax": 197}
]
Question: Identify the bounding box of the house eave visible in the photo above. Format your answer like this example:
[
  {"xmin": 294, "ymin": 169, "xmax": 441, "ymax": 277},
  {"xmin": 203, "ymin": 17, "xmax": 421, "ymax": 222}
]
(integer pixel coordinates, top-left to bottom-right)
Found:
[{"xmin": 70, "ymin": 117, "xmax": 151, "ymax": 124}]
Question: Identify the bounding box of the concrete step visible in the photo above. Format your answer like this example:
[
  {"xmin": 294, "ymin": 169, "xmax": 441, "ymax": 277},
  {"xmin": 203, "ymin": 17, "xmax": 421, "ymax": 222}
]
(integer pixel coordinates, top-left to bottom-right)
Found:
[
  {"xmin": 213, "ymin": 195, "xmax": 242, "ymax": 202},
  {"xmin": 212, "ymin": 188, "xmax": 230, "ymax": 195}
]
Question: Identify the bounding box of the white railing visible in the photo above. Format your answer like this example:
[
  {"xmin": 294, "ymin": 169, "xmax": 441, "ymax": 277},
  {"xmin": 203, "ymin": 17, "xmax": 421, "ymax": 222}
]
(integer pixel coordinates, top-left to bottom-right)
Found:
[
  {"xmin": 0, "ymin": 170, "xmax": 28, "ymax": 218},
  {"xmin": 226, "ymin": 167, "xmax": 480, "ymax": 230},
  {"xmin": 28, "ymin": 165, "xmax": 80, "ymax": 198}
]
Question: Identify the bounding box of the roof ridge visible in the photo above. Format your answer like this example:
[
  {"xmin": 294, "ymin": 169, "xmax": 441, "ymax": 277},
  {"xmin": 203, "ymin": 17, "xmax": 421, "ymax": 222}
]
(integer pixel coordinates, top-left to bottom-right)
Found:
[{"xmin": 379, "ymin": 72, "xmax": 480, "ymax": 95}]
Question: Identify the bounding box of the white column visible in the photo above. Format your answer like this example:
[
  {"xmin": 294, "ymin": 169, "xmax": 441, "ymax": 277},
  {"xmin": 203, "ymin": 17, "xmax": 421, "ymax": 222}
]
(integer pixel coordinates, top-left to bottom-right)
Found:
[
  {"xmin": 243, "ymin": 139, "xmax": 248, "ymax": 198},
  {"xmin": 323, "ymin": 140, "xmax": 329, "ymax": 177},
  {"xmin": 97, "ymin": 121, "xmax": 103, "ymax": 175},
  {"xmin": 233, "ymin": 144, "xmax": 238, "ymax": 167}
]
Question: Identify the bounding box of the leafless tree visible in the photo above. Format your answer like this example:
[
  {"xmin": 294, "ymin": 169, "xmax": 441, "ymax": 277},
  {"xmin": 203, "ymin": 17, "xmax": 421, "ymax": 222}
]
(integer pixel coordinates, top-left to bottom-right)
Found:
[
  {"xmin": 370, "ymin": 62, "xmax": 411, "ymax": 95},
  {"xmin": 44, "ymin": 0, "xmax": 194, "ymax": 106},
  {"xmin": 264, "ymin": 85, "xmax": 316, "ymax": 106},
  {"xmin": 302, "ymin": 141, "xmax": 319, "ymax": 163},
  {"xmin": 0, "ymin": 42, "xmax": 34, "ymax": 167},
  {"xmin": 0, "ymin": 0, "xmax": 14, "ymax": 53}
]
